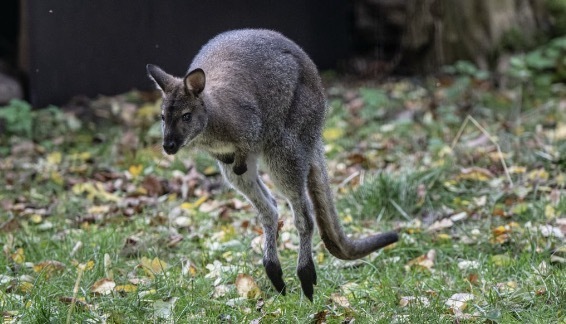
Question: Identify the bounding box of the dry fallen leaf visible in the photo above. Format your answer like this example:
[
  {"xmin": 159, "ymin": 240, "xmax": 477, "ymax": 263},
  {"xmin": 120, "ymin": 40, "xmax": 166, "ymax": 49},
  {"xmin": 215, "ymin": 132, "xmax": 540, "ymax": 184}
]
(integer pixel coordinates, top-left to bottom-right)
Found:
[
  {"xmin": 181, "ymin": 259, "xmax": 198, "ymax": 277},
  {"xmin": 59, "ymin": 297, "xmax": 92, "ymax": 310},
  {"xmin": 457, "ymin": 260, "xmax": 480, "ymax": 271},
  {"xmin": 456, "ymin": 167, "xmax": 494, "ymax": 181},
  {"xmin": 115, "ymin": 284, "xmax": 138, "ymax": 293},
  {"xmin": 153, "ymin": 297, "xmax": 178, "ymax": 320},
  {"xmin": 399, "ymin": 296, "xmax": 430, "ymax": 307},
  {"xmin": 491, "ymin": 254, "xmax": 513, "ymax": 267},
  {"xmin": 140, "ymin": 257, "xmax": 168, "ymax": 278},
  {"xmin": 405, "ymin": 249, "xmax": 436, "ymax": 271},
  {"xmin": 445, "ymin": 293, "xmax": 474, "ymax": 312},
  {"xmin": 330, "ymin": 293, "xmax": 351, "ymax": 308},
  {"xmin": 427, "ymin": 218, "xmax": 454, "ymax": 232},
  {"xmin": 235, "ymin": 273, "xmax": 261, "ymax": 299},
  {"xmin": 33, "ymin": 260, "xmax": 66, "ymax": 277},
  {"xmin": 212, "ymin": 284, "xmax": 231, "ymax": 299},
  {"xmin": 10, "ymin": 248, "xmax": 25, "ymax": 264},
  {"xmin": 91, "ymin": 278, "xmax": 116, "ymax": 295}
]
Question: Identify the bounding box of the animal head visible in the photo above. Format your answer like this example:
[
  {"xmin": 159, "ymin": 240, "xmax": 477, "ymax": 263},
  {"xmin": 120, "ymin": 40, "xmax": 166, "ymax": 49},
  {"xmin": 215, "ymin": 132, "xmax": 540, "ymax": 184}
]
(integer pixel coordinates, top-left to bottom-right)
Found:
[{"xmin": 146, "ymin": 64, "xmax": 207, "ymax": 155}]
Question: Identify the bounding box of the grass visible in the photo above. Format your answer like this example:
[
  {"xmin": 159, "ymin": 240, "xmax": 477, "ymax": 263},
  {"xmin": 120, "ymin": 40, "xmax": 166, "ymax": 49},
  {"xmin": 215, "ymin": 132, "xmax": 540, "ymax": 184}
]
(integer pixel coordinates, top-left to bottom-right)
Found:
[{"xmin": 1, "ymin": 69, "xmax": 566, "ymax": 323}]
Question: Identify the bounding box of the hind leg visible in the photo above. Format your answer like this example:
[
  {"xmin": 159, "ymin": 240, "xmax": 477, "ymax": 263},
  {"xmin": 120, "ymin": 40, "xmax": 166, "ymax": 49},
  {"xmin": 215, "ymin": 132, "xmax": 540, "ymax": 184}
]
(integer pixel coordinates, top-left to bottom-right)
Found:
[
  {"xmin": 265, "ymin": 147, "xmax": 317, "ymax": 301},
  {"xmin": 218, "ymin": 155, "xmax": 285, "ymax": 295}
]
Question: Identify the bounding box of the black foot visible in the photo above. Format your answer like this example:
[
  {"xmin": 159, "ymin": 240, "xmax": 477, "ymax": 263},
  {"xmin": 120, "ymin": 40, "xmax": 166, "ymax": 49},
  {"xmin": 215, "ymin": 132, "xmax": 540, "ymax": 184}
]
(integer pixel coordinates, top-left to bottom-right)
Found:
[
  {"xmin": 297, "ymin": 258, "xmax": 317, "ymax": 302},
  {"xmin": 264, "ymin": 259, "xmax": 286, "ymax": 296},
  {"xmin": 233, "ymin": 163, "xmax": 247, "ymax": 175}
]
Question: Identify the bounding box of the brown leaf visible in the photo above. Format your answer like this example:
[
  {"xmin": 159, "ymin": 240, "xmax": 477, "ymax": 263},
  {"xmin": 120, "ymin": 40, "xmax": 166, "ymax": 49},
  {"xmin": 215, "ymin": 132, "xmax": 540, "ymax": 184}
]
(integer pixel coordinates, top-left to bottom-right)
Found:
[
  {"xmin": 0, "ymin": 217, "xmax": 20, "ymax": 233},
  {"xmin": 59, "ymin": 297, "xmax": 93, "ymax": 309},
  {"xmin": 312, "ymin": 310, "xmax": 328, "ymax": 324},
  {"xmin": 142, "ymin": 175, "xmax": 166, "ymax": 196}
]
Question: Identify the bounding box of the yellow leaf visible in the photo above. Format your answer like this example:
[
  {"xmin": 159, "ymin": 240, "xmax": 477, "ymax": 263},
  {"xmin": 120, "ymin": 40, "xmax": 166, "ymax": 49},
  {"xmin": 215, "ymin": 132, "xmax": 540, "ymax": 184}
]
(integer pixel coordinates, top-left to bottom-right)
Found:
[
  {"xmin": 528, "ymin": 169, "xmax": 549, "ymax": 182},
  {"xmin": 492, "ymin": 225, "xmax": 508, "ymax": 237},
  {"xmin": 87, "ymin": 205, "xmax": 111, "ymax": 214},
  {"xmin": 545, "ymin": 204, "xmax": 556, "ymax": 220},
  {"xmin": 456, "ymin": 167, "xmax": 494, "ymax": 181},
  {"xmin": 508, "ymin": 166, "xmax": 527, "ymax": 174},
  {"xmin": 203, "ymin": 166, "xmax": 218, "ymax": 176},
  {"xmin": 47, "ymin": 151, "xmax": 62, "ymax": 165},
  {"xmin": 72, "ymin": 182, "xmax": 120, "ymax": 202},
  {"xmin": 180, "ymin": 195, "xmax": 209, "ymax": 210},
  {"xmin": 323, "ymin": 127, "xmax": 344, "ymax": 141},
  {"xmin": 84, "ymin": 260, "xmax": 95, "ymax": 271},
  {"xmin": 17, "ymin": 282, "xmax": 34, "ymax": 294},
  {"xmin": 317, "ymin": 252, "xmax": 325, "ymax": 264},
  {"xmin": 50, "ymin": 171, "xmax": 64, "ymax": 186},
  {"xmin": 140, "ymin": 257, "xmax": 168, "ymax": 278},
  {"xmin": 235, "ymin": 273, "xmax": 261, "ymax": 299},
  {"xmin": 11, "ymin": 248, "xmax": 25, "ymax": 264},
  {"xmin": 129, "ymin": 164, "xmax": 143, "ymax": 177},
  {"xmin": 30, "ymin": 214, "xmax": 43, "ymax": 224},
  {"xmin": 115, "ymin": 284, "xmax": 138, "ymax": 293}
]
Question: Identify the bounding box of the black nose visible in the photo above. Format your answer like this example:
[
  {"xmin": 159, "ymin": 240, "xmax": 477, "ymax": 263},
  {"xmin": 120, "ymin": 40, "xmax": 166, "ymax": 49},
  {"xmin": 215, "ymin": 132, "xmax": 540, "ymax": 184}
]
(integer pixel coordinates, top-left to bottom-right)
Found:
[{"xmin": 163, "ymin": 141, "xmax": 178, "ymax": 154}]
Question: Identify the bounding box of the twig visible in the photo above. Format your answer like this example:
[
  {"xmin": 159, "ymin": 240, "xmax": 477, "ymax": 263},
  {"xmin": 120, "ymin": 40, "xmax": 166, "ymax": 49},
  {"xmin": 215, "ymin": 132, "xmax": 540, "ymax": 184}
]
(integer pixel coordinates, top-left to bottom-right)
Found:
[
  {"xmin": 337, "ymin": 170, "xmax": 360, "ymax": 193},
  {"xmin": 390, "ymin": 199, "xmax": 411, "ymax": 221},
  {"xmin": 451, "ymin": 115, "xmax": 513, "ymax": 187},
  {"xmin": 66, "ymin": 264, "xmax": 86, "ymax": 324}
]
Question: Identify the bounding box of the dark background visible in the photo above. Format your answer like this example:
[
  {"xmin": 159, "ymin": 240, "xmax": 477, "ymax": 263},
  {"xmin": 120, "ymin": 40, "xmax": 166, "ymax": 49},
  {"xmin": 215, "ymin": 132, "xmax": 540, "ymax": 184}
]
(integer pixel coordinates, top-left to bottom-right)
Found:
[{"xmin": 5, "ymin": 0, "xmax": 351, "ymax": 107}]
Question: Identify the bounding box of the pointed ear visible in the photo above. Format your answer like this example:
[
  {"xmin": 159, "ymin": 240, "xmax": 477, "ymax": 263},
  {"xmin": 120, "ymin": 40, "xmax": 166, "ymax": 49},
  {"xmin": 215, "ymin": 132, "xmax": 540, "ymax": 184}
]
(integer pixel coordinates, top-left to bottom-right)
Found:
[
  {"xmin": 146, "ymin": 64, "xmax": 174, "ymax": 92},
  {"xmin": 184, "ymin": 68, "xmax": 205, "ymax": 95}
]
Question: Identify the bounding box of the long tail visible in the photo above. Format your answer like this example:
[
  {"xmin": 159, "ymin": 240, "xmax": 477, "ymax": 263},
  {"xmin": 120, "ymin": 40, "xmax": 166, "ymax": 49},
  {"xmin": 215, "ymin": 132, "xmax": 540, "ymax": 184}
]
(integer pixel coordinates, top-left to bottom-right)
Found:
[{"xmin": 307, "ymin": 149, "xmax": 399, "ymax": 260}]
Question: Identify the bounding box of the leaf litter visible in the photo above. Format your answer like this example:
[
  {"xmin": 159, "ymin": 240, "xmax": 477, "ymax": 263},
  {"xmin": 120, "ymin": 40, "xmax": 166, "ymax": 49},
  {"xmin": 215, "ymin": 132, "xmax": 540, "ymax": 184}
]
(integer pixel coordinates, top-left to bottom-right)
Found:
[{"xmin": 0, "ymin": 74, "xmax": 565, "ymax": 321}]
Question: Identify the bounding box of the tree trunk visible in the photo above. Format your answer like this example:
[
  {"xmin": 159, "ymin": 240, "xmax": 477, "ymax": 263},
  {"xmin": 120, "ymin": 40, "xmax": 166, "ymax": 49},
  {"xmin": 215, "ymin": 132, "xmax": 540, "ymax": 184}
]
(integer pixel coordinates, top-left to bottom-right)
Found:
[{"xmin": 352, "ymin": 0, "xmax": 550, "ymax": 74}]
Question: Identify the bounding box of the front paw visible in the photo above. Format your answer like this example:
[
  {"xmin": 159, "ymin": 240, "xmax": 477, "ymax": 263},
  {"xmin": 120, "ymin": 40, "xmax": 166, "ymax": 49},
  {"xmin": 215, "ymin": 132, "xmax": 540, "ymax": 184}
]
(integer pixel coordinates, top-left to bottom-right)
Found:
[{"xmin": 233, "ymin": 163, "xmax": 247, "ymax": 175}]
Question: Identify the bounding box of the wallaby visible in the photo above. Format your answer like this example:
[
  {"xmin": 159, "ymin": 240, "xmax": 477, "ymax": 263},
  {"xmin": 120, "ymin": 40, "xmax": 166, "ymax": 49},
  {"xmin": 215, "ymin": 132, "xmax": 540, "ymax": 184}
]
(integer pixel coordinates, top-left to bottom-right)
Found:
[{"xmin": 146, "ymin": 29, "xmax": 398, "ymax": 301}]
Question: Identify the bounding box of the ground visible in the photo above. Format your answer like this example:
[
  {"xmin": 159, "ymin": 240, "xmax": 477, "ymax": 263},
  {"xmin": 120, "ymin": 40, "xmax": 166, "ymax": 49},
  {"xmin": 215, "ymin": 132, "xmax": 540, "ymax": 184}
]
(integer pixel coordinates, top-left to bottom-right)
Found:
[{"xmin": 1, "ymin": 56, "xmax": 566, "ymax": 322}]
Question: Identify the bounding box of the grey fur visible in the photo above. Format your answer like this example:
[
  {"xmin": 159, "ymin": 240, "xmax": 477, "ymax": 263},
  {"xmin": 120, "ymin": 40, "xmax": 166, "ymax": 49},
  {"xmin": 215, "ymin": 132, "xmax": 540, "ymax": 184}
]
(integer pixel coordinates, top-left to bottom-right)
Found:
[{"xmin": 147, "ymin": 29, "xmax": 398, "ymax": 301}]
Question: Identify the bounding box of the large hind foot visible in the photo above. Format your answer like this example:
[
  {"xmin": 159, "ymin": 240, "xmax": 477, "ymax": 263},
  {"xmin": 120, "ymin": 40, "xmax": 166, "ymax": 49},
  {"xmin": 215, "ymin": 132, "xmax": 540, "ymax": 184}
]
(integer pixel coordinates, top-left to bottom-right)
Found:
[
  {"xmin": 263, "ymin": 259, "xmax": 286, "ymax": 295},
  {"xmin": 297, "ymin": 257, "xmax": 317, "ymax": 302}
]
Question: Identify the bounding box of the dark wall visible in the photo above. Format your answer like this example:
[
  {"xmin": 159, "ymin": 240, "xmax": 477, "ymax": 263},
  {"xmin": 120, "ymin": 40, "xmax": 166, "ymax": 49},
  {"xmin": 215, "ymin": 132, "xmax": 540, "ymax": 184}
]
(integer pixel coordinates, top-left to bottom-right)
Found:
[{"xmin": 24, "ymin": 1, "xmax": 351, "ymax": 107}]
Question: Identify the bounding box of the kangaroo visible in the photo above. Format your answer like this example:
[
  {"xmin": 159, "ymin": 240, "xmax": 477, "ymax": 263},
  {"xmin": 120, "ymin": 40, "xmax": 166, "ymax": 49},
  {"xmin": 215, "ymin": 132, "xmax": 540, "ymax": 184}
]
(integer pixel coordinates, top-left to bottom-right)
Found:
[{"xmin": 146, "ymin": 29, "xmax": 398, "ymax": 301}]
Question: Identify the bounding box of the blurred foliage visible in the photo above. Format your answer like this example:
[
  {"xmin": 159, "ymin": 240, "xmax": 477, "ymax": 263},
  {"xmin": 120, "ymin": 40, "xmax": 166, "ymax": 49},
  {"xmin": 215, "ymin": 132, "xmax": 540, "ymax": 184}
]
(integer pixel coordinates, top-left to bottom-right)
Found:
[
  {"xmin": 0, "ymin": 99, "xmax": 33, "ymax": 138},
  {"xmin": 0, "ymin": 99, "xmax": 81, "ymax": 145},
  {"xmin": 547, "ymin": 0, "xmax": 566, "ymax": 36}
]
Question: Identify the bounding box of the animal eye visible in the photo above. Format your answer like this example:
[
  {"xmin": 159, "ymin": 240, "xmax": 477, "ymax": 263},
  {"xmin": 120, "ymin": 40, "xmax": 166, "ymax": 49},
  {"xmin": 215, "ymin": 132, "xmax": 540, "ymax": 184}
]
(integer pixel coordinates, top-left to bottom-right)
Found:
[
  {"xmin": 161, "ymin": 114, "xmax": 165, "ymax": 121},
  {"xmin": 182, "ymin": 113, "xmax": 191, "ymax": 122}
]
